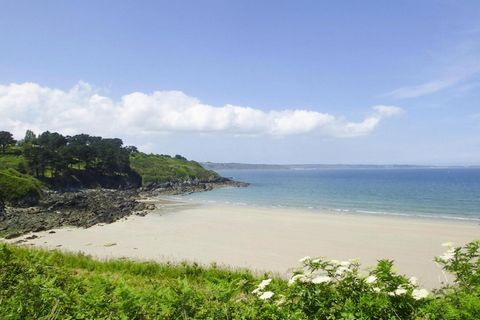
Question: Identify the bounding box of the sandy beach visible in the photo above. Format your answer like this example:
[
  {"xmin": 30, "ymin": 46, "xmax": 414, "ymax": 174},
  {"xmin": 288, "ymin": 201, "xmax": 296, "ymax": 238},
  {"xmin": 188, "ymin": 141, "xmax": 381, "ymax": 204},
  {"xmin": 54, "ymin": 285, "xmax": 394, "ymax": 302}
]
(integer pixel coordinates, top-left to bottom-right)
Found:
[{"xmin": 5, "ymin": 198, "xmax": 479, "ymax": 288}]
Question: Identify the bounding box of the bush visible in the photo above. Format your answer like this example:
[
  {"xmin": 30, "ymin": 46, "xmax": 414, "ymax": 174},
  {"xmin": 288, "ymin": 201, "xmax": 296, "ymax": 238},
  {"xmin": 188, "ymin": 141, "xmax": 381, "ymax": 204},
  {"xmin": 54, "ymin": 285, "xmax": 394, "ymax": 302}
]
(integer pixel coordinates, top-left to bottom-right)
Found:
[{"xmin": 244, "ymin": 241, "xmax": 479, "ymax": 319}]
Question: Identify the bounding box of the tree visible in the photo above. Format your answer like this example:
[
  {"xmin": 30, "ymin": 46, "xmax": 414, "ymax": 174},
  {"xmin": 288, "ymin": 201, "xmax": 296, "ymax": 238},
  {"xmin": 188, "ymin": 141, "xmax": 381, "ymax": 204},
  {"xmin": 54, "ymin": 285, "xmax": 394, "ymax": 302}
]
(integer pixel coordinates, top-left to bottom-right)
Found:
[
  {"xmin": 174, "ymin": 154, "xmax": 187, "ymax": 161},
  {"xmin": 23, "ymin": 130, "xmax": 36, "ymax": 144},
  {"xmin": 91, "ymin": 138, "xmax": 130, "ymax": 174},
  {"xmin": 0, "ymin": 131, "xmax": 16, "ymax": 153}
]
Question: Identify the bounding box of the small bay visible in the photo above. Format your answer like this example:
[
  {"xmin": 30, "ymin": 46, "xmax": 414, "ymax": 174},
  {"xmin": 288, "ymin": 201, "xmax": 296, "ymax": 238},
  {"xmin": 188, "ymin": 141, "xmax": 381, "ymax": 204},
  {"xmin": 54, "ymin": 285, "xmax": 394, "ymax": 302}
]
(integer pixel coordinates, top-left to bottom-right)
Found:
[{"xmin": 183, "ymin": 168, "xmax": 480, "ymax": 221}]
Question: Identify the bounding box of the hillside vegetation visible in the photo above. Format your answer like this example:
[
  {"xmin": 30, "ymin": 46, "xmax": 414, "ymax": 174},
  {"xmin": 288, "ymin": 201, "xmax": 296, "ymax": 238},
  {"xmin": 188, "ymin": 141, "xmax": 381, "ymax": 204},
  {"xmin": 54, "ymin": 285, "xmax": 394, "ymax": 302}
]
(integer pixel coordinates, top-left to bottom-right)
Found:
[
  {"xmin": 0, "ymin": 169, "xmax": 42, "ymax": 204},
  {"xmin": 1, "ymin": 241, "xmax": 479, "ymax": 319},
  {"xmin": 0, "ymin": 154, "xmax": 28, "ymax": 172},
  {"xmin": 0, "ymin": 130, "xmax": 221, "ymax": 203},
  {"xmin": 130, "ymin": 152, "xmax": 219, "ymax": 185}
]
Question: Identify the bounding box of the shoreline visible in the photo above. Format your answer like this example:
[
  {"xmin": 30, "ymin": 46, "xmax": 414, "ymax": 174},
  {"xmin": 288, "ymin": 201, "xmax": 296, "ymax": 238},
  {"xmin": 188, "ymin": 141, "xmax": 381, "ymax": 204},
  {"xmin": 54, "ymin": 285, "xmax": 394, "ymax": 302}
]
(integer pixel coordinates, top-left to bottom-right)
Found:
[
  {"xmin": 4, "ymin": 196, "xmax": 479, "ymax": 289},
  {"xmin": 172, "ymin": 195, "xmax": 480, "ymax": 224}
]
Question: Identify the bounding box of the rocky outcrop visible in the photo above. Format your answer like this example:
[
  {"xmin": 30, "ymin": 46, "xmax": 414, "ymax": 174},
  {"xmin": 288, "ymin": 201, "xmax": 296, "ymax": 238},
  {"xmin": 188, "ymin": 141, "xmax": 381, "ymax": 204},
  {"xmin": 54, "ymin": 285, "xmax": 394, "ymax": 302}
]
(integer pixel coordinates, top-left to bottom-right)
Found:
[
  {"xmin": 0, "ymin": 189, "xmax": 154, "ymax": 239},
  {"xmin": 141, "ymin": 177, "xmax": 249, "ymax": 195},
  {"xmin": 0, "ymin": 177, "xmax": 248, "ymax": 239}
]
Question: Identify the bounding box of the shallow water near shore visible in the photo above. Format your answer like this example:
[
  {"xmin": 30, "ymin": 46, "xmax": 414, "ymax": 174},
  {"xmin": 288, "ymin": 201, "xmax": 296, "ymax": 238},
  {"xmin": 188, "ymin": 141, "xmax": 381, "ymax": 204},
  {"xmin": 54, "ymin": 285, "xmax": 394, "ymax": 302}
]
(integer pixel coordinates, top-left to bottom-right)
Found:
[{"xmin": 183, "ymin": 168, "xmax": 480, "ymax": 221}]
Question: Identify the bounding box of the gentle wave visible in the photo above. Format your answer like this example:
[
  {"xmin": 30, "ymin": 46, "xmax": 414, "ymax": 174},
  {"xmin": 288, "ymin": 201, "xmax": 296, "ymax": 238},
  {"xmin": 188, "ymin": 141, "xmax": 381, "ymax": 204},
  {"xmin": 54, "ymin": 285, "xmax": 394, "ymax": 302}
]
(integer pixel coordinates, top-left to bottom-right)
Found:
[
  {"xmin": 179, "ymin": 168, "xmax": 480, "ymax": 221},
  {"xmin": 181, "ymin": 197, "xmax": 480, "ymax": 222}
]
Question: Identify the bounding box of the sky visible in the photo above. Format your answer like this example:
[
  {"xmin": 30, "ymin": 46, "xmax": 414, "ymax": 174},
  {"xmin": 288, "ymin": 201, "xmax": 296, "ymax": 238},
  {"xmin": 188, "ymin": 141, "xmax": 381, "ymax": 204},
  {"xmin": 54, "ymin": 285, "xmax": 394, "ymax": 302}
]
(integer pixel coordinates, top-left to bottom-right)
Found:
[{"xmin": 1, "ymin": 0, "xmax": 480, "ymax": 165}]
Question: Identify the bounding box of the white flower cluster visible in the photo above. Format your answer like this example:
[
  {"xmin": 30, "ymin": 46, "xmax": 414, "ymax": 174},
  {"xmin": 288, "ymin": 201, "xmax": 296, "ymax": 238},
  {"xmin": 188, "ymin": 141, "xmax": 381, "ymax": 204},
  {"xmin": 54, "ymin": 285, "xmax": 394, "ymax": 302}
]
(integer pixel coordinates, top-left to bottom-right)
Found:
[
  {"xmin": 252, "ymin": 279, "xmax": 275, "ymax": 300},
  {"xmin": 438, "ymin": 242, "xmax": 456, "ymax": 263},
  {"xmin": 288, "ymin": 257, "xmax": 356, "ymax": 286},
  {"xmin": 379, "ymin": 276, "xmax": 429, "ymax": 300},
  {"xmin": 251, "ymin": 252, "xmax": 436, "ymax": 303}
]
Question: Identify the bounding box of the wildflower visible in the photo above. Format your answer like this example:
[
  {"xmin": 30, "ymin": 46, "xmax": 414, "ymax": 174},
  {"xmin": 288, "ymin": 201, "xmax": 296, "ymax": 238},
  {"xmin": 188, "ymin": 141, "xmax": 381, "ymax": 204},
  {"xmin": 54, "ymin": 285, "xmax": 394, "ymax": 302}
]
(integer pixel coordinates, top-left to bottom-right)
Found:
[
  {"xmin": 438, "ymin": 249, "xmax": 455, "ymax": 262},
  {"xmin": 365, "ymin": 275, "xmax": 377, "ymax": 284},
  {"xmin": 288, "ymin": 274, "xmax": 306, "ymax": 285},
  {"xmin": 252, "ymin": 288, "xmax": 262, "ymax": 295},
  {"xmin": 258, "ymin": 278, "xmax": 272, "ymax": 290},
  {"xmin": 335, "ymin": 266, "xmax": 351, "ymax": 276},
  {"xmin": 412, "ymin": 288, "xmax": 429, "ymax": 300},
  {"xmin": 299, "ymin": 256, "xmax": 311, "ymax": 263},
  {"xmin": 259, "ymin": 291, "xmax": 274, "ymax": 300},
  {"xmin": 373, "ymin": 287, "xmax": 381, "ymax": 293},
  {"xmin": 441, "ymin": 242, "xmax": 453, "ymax": 248},
  {"xmin": 409, "ymin": 276, "xmax": 417, "ymax": 286},
  {"xmin": 312, "ymin": 275, "xmax": 331, "ymax": 284},
  {"xmin": 340, "ymin": 261, "xmax": 351, "ymax": 267},
  {"xmin": 331, "ymin": 259, "xmax": 340, "ymax": 265},
  {"xmin": 393, "ymin": 286, "xmax": 407, "ymax": 296},
  {"xmin": 312, "ymin": 258, "xmax": 321, "ymax": 263}
]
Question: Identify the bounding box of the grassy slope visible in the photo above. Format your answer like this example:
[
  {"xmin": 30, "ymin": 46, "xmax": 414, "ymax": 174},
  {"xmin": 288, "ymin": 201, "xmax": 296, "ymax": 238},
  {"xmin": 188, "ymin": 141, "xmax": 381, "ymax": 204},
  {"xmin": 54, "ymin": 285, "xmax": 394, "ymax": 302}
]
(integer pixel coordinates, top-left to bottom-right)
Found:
[
  {"xmin": 0, "ymin": 169, "xmax": 42, "ymax": 203},
  {"xmin": 0, "ymin": 153, "xmax": 221, "ymax": 195},
  {"xmin": 130, "ymin": 153, "xmax": 220, "ymax": 185},
  {"xmin": 0, "ymin": 154, "xmax": 28, "ymax": 172},
  {"xmin": 0, "ymin": 244, "xmax": 273, "ymax": 319}
]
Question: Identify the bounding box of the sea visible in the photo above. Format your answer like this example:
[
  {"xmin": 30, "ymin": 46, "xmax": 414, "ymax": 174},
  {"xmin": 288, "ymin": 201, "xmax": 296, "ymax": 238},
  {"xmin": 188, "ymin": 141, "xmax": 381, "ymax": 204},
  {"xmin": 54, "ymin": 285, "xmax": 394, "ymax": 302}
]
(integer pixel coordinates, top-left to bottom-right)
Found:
[{"xmin": 180, "ymin": 168, "xmax": 480, "ymax": 221}]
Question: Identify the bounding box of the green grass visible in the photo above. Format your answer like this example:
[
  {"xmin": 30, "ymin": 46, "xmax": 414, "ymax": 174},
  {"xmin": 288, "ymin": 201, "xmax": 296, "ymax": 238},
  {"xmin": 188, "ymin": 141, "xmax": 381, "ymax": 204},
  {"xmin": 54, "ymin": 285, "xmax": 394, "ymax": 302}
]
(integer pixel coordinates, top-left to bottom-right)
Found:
[
  {"xmin": 130, "ymin": 153, "xmax": 220, "ymax": 185},
  {"xmin": 0, "ymin": 244, "xmax": 272, "ymax": 319},
  {"xmin": 1, "ymin": 242, "xmax": 480, "ymax": 319},
  {"xmin": 0, "ymin": 169, "xmax": 42, "ymax": 203},
  {"xmin": 0, "ymin": 154, "xmax": 28, "ymax": 172}
]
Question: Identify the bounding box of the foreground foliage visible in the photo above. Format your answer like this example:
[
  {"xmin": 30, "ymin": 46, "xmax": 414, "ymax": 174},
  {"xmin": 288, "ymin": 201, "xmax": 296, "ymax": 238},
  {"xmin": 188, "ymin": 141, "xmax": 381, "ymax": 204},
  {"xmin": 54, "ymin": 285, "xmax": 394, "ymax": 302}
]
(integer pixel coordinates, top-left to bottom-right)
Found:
[{"xmin": 0, "ymin": 241, "xmax": 479, "ymax": 319}]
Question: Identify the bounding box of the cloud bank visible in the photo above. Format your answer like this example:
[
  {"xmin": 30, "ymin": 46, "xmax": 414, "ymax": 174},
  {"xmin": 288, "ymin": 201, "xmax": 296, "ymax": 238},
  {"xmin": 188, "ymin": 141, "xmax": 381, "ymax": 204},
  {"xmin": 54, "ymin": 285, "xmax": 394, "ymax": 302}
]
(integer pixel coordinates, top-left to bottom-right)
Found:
[{"xmin": 0, "ymin": 82, "xmax": 403, "ymax": 138}]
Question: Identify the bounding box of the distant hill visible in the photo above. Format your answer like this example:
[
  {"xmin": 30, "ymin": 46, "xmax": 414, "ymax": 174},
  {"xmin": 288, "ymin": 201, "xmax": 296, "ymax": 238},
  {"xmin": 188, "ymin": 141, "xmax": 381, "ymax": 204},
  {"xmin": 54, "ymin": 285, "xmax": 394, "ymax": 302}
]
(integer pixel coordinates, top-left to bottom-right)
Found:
[
  {"xmin": 201, "ymin": 162, "xmax": 288, "ymax": 170},
  {"xmin": 200, "ymin": 162, "xmax": 471, "ymax": 170}
]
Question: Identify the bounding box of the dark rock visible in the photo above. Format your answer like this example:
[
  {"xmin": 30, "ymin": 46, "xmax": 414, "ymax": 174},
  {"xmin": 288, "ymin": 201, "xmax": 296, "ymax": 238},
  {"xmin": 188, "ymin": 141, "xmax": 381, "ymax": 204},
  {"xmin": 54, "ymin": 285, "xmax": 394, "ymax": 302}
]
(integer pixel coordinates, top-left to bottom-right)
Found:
[
  {"xmin": 141, "ymin": 177, "xmax": 249, "ymax": 196},
  {"xmin": 0, "ymin": 189, "xmax": 149, "ymax": 238},
  {"xmin": 5, "ymin": 232, "xmax": 22, "ymax": 239},
  {"xmin": 0, "ymin": 176, "xmax": 249, "ymax": 239}
]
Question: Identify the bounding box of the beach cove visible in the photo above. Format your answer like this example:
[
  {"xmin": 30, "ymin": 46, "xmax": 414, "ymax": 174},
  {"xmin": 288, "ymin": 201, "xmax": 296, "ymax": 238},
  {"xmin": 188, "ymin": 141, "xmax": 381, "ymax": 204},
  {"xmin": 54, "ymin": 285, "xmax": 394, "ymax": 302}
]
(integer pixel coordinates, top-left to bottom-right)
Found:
[{"xmin": 7, "ymin": 197, "xmax": 479, "ymax": 289}]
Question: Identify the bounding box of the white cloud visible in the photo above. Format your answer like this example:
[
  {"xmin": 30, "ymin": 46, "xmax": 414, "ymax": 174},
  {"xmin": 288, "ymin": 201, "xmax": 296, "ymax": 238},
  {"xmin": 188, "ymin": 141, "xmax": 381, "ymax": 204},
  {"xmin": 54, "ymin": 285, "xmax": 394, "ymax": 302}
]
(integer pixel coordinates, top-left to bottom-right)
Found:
[{"xmin": 0, "ymin": 82, "xmax": 403, "ymax": 139}]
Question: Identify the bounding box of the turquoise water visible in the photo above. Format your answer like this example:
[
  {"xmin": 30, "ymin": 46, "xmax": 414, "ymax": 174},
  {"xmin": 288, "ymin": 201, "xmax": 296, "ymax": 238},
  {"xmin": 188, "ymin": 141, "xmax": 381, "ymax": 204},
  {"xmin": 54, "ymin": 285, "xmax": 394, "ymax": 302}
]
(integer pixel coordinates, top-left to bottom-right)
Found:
[{"xmin": 181, "ymin": 168, "xmax": 480, "ymax": 221}]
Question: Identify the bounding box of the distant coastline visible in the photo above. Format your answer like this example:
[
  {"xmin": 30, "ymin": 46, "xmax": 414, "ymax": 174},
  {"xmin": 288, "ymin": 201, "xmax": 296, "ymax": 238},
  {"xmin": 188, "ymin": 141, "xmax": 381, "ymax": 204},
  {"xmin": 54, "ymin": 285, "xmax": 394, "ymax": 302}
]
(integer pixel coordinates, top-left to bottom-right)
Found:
[{"xmin": 202, "ymin": 162, "xmax": 480, "ymax": 170}]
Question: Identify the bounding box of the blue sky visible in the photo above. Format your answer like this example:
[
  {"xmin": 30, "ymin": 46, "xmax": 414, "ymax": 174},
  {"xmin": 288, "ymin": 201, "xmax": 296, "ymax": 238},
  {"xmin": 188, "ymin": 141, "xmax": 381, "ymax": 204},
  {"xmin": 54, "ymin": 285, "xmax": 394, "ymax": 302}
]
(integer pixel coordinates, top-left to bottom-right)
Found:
[{"xmin": 1, "ymin": 0, "xmax": 479, "ymax": 164}]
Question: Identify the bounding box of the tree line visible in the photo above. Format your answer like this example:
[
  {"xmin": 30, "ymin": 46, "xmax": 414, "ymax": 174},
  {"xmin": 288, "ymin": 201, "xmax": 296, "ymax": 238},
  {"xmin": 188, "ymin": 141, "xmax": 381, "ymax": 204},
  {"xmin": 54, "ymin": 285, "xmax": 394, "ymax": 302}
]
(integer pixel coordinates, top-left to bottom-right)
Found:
[{"xmin": 1, "ymin": 130, "xmax": 137, "ymax": 178}]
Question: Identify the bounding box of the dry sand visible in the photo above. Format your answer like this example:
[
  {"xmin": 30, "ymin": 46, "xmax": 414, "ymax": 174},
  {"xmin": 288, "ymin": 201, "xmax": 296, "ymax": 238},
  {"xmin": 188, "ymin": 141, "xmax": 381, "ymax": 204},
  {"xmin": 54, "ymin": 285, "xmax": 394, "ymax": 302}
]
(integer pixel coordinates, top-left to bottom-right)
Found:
[{"xmin": 5, "ymin": 199, "xmax": 479, "ymax": 288}]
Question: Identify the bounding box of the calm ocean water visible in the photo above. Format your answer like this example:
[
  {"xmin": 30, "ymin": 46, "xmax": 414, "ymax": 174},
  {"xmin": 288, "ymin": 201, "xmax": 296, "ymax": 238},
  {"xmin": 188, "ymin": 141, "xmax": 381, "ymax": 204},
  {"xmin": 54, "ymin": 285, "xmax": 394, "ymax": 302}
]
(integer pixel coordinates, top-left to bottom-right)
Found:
[{"xmin": 181, "ymin": 168, "xmax": 480, "ymax": 221}]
